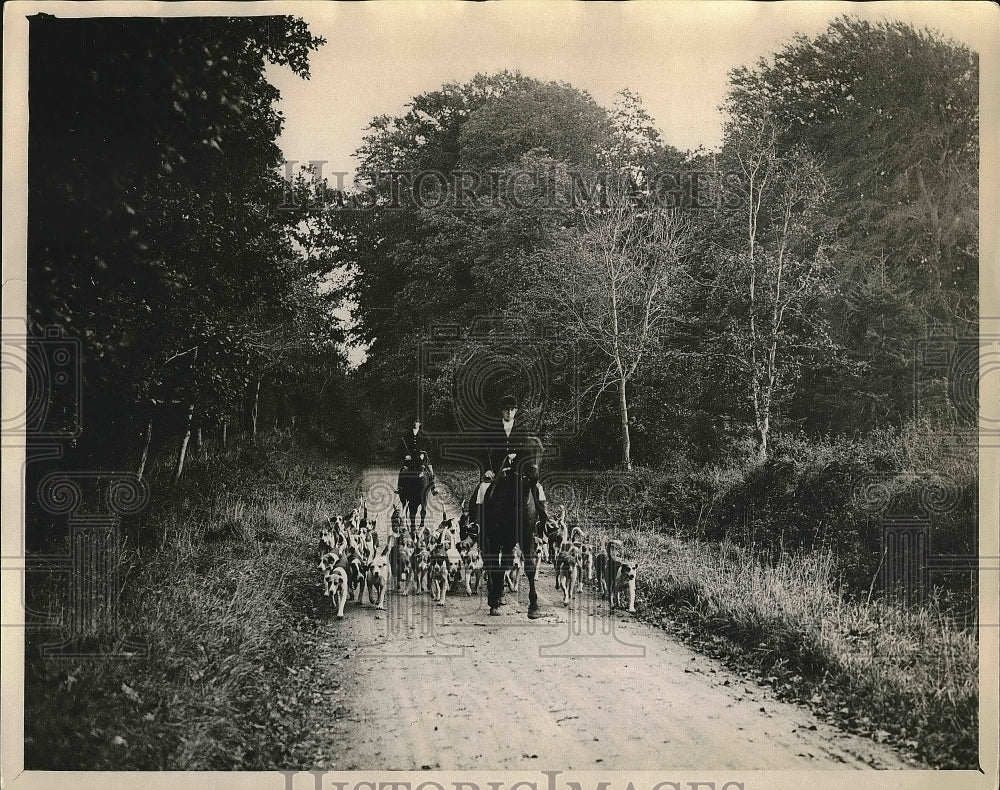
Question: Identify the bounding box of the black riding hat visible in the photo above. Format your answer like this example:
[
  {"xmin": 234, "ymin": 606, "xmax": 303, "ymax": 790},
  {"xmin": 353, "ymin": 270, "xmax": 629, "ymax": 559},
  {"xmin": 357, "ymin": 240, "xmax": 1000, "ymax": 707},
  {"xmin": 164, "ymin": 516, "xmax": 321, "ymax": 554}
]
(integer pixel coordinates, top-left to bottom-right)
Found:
[{"xmin": 500, "ymin": 394, "xmax": 518, "ymax": 409}]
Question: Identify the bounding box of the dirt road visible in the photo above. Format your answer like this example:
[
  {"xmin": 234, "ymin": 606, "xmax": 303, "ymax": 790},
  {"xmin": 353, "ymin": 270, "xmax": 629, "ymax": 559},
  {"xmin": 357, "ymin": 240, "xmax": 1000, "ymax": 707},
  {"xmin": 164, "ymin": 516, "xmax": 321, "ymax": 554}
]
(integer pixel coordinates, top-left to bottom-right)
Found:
[{"xmin": 298, "ymin": 467, "xmax": 913, "ymax": 771}]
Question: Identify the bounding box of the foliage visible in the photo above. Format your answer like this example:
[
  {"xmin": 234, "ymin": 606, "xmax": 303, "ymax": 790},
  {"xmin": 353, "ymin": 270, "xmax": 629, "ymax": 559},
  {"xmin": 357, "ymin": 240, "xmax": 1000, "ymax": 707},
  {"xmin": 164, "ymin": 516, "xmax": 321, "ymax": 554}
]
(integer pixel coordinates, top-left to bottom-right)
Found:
[
  {"xmin": 25, "ymin": 436, "xmax": 362, "ymax": 769},
  {"xmin": 298, "ymin": 72, "xmax": 627, "ymax": 448},
  {"xmin": 322, "ymin": 17, "xmax": 978, "ymax": 468},
  {"xmin": 728, "ymin": 17, "xmax": 978, "ymax": 320},
  {"xmin": 725, "ymin": 16, "xmax": 978, "ymax": 438},
  {"xmin": 27, "ymin": 15, "xmax": 336, "ymax": 477},
  {"xmin": 632, "ymin": 531, "xmax": 977, "ymax": 769},
  {"xmin": 704, "ymin": 113, "xmax": 841, "ymax": 458},
  {"xmin": 638, "ymin": 428, "xmax": 977, "ymax": 602}
]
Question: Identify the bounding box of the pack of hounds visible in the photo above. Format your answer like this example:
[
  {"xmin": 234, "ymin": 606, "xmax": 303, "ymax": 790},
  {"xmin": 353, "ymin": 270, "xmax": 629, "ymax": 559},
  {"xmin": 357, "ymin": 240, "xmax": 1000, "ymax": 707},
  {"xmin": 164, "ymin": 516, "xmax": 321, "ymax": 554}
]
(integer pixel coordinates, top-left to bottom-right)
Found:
[{"xmin": 318, "ymin": 499, "xmax": 638, "ymax": 620}]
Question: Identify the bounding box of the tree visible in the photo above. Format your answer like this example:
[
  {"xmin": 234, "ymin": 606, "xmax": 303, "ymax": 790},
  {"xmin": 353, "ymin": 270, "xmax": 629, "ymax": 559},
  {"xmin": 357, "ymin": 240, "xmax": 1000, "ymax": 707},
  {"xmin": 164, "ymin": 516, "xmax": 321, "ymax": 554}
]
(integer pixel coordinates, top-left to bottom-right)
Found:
[
  {"xmin": 301, "ymin": 72, "xmax": 622, "ymax": 449},
  {"xmin": 712, "ymin": 109, "xmax": 837, "ymax": 460},
  {"xmin": 724, "ymin": 16, "xmax": 978, "ymax": 431},
  {"xmin": 536, "ymin": 175, "xmax": 688, "ymax": 469},
  {"xmin": 27, "ymin": 15, "xmax": 333, "ymax": 485},
  {"xmin": 727, "ymin": 16, "xmax": 977, "ymax": 312}
]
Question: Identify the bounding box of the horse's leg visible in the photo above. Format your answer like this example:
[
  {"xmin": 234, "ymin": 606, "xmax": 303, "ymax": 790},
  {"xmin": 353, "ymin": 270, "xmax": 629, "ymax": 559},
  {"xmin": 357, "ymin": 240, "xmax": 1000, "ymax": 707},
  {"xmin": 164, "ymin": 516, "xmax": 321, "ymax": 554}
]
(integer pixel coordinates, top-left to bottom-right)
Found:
[
  {"xmin": 483, "ymin": 534, "xmax": 503, "ymax": 610},
  {"xmin": 524, "ymin": 534, "xmax": 538, "ymax": 612},
  {"xmin": 406, "ymin": 501, "xmax": 417, "ymax": 541}
]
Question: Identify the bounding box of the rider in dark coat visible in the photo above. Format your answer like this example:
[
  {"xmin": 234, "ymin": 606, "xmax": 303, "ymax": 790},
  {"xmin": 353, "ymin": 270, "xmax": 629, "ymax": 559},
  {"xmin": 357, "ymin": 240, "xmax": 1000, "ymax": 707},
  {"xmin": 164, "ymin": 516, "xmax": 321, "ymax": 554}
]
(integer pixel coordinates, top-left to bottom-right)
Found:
[
  {"xmin": 397, "ymin": 418, "xmax": 436, "ymax": 535},
  {"xmin": 478, "ymin": 394, "xmax": 548, "ymax": 618},
  {"xmin": 400, "ymin": 418, "xmax": 431, "ymax": 468}
]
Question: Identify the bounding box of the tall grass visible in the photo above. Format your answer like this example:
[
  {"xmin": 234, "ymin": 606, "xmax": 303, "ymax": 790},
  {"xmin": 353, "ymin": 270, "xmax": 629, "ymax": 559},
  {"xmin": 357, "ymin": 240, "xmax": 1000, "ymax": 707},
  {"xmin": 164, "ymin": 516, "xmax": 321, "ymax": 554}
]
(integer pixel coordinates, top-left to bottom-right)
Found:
[
  {"xmin": 24, "ymin": 436, "xmax": 360, "ymax": 769},
  {"xmin": 585, "ymin": 520, "xmax": 978, "ymax": 769}
]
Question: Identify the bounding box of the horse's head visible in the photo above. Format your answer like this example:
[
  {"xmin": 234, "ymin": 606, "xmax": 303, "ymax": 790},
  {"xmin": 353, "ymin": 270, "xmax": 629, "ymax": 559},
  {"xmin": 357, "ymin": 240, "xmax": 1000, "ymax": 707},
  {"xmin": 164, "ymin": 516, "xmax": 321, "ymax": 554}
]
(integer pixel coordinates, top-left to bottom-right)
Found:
[
  {"xmin": 526, "ymin": 435, "xmax": 543, "ymax": 469},
  {"xmin": 494, "ymin": 463, "xmax": 516, "ymax": 483}
]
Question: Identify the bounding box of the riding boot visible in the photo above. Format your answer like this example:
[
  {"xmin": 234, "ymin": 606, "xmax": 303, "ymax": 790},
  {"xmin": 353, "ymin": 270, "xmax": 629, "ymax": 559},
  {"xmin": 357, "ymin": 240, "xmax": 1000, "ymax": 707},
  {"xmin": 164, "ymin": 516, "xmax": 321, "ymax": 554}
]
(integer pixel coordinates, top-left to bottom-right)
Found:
[
  {"xmin": 486, "ymin": 555, "xmax": 505, "ymax": 609},
  {"xmin": 483, "ymin": 533, "xmax": 506, "ymax": 609}
]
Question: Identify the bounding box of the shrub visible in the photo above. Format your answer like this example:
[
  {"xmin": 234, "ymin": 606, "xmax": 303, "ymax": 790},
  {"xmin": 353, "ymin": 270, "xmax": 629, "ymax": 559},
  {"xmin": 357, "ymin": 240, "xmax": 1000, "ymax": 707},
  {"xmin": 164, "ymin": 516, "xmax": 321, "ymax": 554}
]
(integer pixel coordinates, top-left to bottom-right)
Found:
[{"xmin": 624, "ymin": 428, "xmax": 977, "ymax": 605}]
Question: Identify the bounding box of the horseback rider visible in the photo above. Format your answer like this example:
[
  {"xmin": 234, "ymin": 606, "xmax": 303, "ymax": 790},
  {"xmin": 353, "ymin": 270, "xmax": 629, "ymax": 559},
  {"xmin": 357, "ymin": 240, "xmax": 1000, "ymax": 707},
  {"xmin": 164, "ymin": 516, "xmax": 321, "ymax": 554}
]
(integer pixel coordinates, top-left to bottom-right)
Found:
[
  {"xmin": 397, "ymin": 417, "xmax": 436, "ymax": 536},
  {"xmin": 400, "ymin": 417, "xmax": 431, "ymax": 469},
  {"xmin": 478, "ymin": 394, "xmax": 549, "ymax": 619}
]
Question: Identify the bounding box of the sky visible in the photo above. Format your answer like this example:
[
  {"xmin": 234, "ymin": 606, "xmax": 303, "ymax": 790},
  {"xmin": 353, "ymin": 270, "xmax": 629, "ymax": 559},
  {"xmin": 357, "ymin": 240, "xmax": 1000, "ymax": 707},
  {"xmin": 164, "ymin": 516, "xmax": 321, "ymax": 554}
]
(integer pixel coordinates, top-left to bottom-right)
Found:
[{"xmin": 267, "ymin": 1, "xmax": 994, "ymax": 183}]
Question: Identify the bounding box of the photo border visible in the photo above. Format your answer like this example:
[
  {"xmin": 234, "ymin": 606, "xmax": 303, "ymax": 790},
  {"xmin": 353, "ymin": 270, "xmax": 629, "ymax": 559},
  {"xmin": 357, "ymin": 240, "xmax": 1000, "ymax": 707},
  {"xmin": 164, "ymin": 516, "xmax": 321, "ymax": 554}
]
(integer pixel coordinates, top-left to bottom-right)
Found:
[{"xmin": 3, "ymin": 2, "xmax": 998, "ymax": 789}]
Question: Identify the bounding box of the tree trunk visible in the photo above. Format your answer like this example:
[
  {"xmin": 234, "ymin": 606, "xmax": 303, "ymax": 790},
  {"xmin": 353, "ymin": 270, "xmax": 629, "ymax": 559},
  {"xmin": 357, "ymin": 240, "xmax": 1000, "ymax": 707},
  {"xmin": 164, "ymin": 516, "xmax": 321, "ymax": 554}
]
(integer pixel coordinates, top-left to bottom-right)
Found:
[
  {"xmin": 137, "ymin": 419, "xmax": 154, "ymax": 481},
  {"xmin": 618, "ymin": 375, "xmax": 632, "ymax": 471},
  {"xmin": 173, "ymin": 404, "xmax": 195, "ymax": 483},
  {"xmin": 251, "ymin": 379, "xmax": 261, "ymax": 442},
  {"xmin": 194, "ymin": 425, "xmax": 203, "ymax": 451},
  {"xmin": 758, "ymin": 412, "xmax": 770, "ymax": 461},
  {"xmin": 244, "ymin": 378, "xmax": 262, "ymax": 442},
  {"xmin": 221, "ymin": 418, "xmax": 228, "ymax": 448}
]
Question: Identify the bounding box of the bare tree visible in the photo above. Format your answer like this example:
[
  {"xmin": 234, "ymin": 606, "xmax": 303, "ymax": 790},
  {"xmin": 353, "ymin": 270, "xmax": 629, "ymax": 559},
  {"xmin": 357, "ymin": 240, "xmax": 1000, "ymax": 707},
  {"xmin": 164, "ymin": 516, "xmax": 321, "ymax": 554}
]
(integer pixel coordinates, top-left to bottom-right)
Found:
[
  {"xmin": 722, "ymin": 113, "xmax": 834, "ymax": 459},
  {"xmin": 540, "ymin": 177, "xmax": 687, "ymax": 469}
]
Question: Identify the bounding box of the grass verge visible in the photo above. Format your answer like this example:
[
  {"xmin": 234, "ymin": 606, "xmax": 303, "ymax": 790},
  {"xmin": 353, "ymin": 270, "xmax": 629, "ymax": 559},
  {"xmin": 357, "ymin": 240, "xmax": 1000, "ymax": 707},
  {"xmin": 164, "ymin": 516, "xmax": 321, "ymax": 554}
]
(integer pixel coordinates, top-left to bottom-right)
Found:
[
  {"xmin": 586, "ymin": 522, "xmax": 977, "ymax": 769},
  {"xmin": 24, "ymin": 436, "xmax": 360, "ymax": 769}
]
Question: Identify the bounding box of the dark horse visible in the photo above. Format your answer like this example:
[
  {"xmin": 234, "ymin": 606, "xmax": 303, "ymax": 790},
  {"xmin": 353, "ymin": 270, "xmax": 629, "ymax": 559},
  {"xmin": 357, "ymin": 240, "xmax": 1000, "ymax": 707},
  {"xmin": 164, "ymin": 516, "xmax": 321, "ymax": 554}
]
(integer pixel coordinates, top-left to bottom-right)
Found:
[
  {"xmin": 397, "ymin": 452, "xmax": 437, "ymax": 539},
  {"xmin": 482, "ymin": 453, "xmax": 541, "ymax": 616}
]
